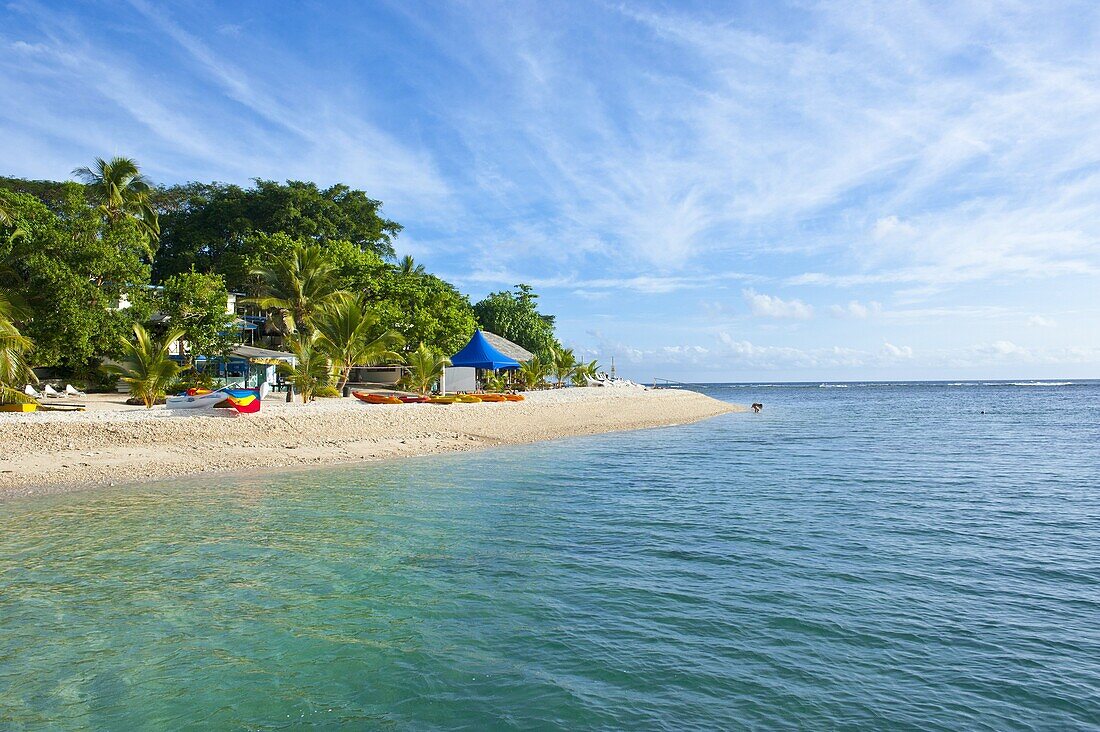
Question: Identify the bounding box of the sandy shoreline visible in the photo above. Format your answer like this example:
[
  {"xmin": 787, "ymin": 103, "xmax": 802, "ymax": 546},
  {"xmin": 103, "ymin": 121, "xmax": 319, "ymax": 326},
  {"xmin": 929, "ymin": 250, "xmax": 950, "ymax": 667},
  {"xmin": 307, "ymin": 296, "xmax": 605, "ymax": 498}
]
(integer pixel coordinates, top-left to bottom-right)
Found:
[{"xmin": 0, "ymin": 388, "xmax": 740, "ymax": 500}]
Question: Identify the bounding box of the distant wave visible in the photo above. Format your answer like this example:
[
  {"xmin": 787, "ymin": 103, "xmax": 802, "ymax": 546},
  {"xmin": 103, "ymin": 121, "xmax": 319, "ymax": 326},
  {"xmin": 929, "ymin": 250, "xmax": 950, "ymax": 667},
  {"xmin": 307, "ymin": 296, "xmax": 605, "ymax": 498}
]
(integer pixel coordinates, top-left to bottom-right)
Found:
[
  {"xmin": 818, "ymin": 384, "xmax": 849, "ymax": 388},
  {"xmin": 1009, "ymin": 381, "xmax": 1073, "ymax": 387}
]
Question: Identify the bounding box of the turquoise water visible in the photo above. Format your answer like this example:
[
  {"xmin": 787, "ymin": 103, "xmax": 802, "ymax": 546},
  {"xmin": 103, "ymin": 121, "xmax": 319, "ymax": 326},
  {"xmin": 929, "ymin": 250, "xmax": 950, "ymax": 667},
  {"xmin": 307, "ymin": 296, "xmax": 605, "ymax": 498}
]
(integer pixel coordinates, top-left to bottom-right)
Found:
[{"xmin": 2, "ymin": 382, "xmax": 1099, "ymax": 729}]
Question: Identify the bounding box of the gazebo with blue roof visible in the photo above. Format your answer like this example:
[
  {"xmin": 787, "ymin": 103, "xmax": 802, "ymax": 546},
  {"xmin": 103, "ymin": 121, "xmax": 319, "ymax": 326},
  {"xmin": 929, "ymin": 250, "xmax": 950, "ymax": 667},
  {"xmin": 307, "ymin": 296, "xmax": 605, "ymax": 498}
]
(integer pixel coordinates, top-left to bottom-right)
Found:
[{"xmin": 449, "ymin": 330, "xmax": 522, "ymax": 371}]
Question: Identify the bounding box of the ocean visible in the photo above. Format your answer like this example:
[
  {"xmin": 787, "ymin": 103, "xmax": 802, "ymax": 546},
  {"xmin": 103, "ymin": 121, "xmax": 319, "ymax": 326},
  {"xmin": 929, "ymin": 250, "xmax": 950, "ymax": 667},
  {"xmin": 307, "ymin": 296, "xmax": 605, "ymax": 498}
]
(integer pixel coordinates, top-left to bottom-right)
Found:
[{"xmin": 2, "ymin": 381, "xmax": 1098, "ymax": 729}]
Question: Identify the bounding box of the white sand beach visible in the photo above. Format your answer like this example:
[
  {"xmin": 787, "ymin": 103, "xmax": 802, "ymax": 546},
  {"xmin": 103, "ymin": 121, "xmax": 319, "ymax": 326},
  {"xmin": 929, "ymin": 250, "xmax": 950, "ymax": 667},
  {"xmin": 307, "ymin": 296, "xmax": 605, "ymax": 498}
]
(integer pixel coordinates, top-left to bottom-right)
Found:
[{"xmin": 0, "ymin": 388, "xmax": 739, "ymax": 499}]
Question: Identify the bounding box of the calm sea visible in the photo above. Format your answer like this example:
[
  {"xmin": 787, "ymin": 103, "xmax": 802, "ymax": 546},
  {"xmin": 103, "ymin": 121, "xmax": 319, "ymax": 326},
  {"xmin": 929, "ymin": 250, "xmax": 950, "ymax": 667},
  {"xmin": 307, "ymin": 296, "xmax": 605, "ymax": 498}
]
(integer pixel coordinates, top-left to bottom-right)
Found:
[{"xmin": 2, "ymin": 381, "xmax": 1098, "ymax": 729}]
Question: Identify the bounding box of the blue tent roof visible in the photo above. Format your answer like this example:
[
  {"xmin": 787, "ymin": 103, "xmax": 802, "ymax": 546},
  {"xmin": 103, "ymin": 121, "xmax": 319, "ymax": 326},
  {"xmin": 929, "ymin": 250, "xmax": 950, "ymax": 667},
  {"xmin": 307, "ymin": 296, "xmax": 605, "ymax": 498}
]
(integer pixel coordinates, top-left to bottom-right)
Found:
[{"xmin": 450, "ymin": 330, "xmax": 521, "ymax": 370}]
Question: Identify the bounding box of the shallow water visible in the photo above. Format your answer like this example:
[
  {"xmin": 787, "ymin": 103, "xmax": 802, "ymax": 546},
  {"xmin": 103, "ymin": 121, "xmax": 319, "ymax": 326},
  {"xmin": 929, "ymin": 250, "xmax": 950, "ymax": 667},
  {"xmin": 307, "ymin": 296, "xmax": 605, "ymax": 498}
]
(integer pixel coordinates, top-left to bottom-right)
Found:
[{"xmin": 2, "ymin": 381, "xmax": 1099, "ymax": 729}]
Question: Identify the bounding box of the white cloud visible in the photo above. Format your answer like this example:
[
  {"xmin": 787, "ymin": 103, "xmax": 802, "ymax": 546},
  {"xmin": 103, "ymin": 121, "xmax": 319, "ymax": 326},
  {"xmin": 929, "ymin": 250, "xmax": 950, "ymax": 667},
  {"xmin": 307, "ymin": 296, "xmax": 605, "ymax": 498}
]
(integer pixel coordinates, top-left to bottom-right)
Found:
[
  {"xmin": 829, "ymin": 300, "xmax": 882, "ymax": 319},
  {"xmin": 743, "ymin": 289, "xmax": 814, "ymax": 319},
  {"xmin": 1027, "ymin": 315, "xmax": 1056, "ymax": 327},
  {"xmin": 881, "ymin": 342, "xmax": 913, "ymax": 359}
]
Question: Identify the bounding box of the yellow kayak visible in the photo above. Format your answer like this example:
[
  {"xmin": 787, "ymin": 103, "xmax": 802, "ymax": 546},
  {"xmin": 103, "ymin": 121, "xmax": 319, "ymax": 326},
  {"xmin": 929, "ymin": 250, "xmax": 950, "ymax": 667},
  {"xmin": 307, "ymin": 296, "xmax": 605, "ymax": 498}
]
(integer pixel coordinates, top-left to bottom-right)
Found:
[
  {"xmin": 0, "ymin": 403, "xmax": 37, "ymax": 412},
  {"xmin": 428, "ymin": 396, "xmax": 457, "ymax": 404},
  {"xmin": 453, "ymin": 394, "xmax": 482, "ymax": 403}
]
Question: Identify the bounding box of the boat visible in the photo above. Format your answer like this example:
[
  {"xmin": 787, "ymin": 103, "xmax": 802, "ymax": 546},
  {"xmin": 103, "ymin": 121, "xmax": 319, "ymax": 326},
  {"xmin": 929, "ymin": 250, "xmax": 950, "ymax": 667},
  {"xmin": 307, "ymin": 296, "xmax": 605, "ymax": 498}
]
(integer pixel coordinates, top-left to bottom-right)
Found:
[
  {"xmin": 353, "ymin": 392, "xmax": 402, "ymax": 405},
  {"xmin": 167, "ymin": 385, "xmax": 266, "ymax": 413},
  {"xmin": 427, "ymin": 396, "xmax": 456, "ymax": 404},
  {"xmin": 399, "ymin": 395, "xmax": 429, "ymax": 403},
  {"xmin": 166, "ymin": 392, "xmax": 228, "ymax": 410},
  {"xmin": 503, "ymin": 394, "xmax": 524, "ymax": 402},
  {"xmin": 477, "ymin": 393, "xmax": 507, "ymax": 402},
  {"xmin": 453, "ymin": 394, "xmax": 482, "ymax": 403},
  {"xmin": 0, "ymin": 403, "xmax": 37, "ymax": 412}
]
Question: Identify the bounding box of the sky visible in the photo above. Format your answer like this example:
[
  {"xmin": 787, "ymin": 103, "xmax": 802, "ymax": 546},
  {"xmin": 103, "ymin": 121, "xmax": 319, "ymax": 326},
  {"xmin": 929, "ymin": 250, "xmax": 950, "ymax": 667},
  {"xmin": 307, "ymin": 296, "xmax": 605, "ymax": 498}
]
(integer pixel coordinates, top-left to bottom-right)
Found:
[{"xmin": 2, "ymin": 0, "xmax": 1098, "ymax": 382}]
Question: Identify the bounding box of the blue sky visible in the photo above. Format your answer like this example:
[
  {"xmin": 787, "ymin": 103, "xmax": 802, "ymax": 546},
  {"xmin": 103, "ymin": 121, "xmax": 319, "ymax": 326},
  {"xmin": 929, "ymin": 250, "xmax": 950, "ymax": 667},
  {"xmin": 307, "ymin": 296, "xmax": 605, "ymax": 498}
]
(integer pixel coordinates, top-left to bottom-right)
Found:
[{"xmin": 2, "ymin": 1, "xmax": 1098, "ymax": 381}]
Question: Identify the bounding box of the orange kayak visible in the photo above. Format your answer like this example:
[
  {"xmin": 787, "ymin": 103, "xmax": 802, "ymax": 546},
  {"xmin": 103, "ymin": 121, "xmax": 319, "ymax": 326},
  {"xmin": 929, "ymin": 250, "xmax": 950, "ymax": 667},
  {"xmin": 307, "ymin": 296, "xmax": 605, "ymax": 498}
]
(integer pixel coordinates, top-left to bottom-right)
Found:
[
  {"xmin": 477, "ymin": 393, "xmax": 507, "ymax": 402},
  {"xmin": 353, "ymin": 392, "xmax": 402, "ymax": 405},
  {"xmin": 504, "ymin": 394, "xmax": 525, "ymax": 401}
]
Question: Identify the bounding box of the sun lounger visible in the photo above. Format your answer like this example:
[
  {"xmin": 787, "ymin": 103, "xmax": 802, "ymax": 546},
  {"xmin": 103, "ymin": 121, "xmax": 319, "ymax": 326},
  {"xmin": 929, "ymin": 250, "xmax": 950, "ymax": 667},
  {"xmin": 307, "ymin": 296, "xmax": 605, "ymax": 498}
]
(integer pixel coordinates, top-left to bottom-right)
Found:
[
  {"xmin": 65, "ymin": 384, "xmax": 86, "ymax": 397},
  {"xmin": 23, "ymin": 384, "xmax": 43, "ymax": 399},
  {"xmin": 42, "ymin": 384, "xmax": 65, "ymax": 398}
]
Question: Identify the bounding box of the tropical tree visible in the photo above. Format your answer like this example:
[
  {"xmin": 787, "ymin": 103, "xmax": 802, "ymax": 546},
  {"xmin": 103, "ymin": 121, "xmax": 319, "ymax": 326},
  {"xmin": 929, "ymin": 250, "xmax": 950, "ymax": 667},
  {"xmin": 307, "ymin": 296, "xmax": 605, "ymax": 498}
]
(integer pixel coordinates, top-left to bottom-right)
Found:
[
  {"xmin": 314, "ymin": 295, "xmax": 404, "ymax": 390},
  {"xmin": 278, "ymin": 331, "xmax": 331, "ymax": 402},
  {"xmin": 550, "ymin": 347, "xmax": 577, "ymax": 388},
  {"xmin": 247, "ymin": 243, "xmax": 345, "ymax": 335},
  {"xmin": 397, "ymin": 254, "xmax": 425, "ymax": 277},
  {"xmin": 518, "ymin": 355, "xmax": 550, "ymax": 390},
  {"xmin": 473, "ymin": 284, "xmax": 560, "ymax": 360},
  {"xmin": 157, "ymin": 269, "xmax": 237, "ymax": 372},
  {"xmin": 103, "ymin": 323, "xmax": 184, "ymax": 408},
  {"xmin": 72, "ymin": 156, "xmax": 160, "ymax": 243},
  {"xmin": 571, "ymin": 359, "xmax": 600, "ymax": 387},
  {"xmin": 401, "ymin": 343, "xmax": 450, "ymax": 396},
  {"xmin": 0, "ymin": 281, "xmax": 35, "ymax": 404},
  {"xmin": 1, "ymin": 187, "xmax": 152, "ymax": 370}
]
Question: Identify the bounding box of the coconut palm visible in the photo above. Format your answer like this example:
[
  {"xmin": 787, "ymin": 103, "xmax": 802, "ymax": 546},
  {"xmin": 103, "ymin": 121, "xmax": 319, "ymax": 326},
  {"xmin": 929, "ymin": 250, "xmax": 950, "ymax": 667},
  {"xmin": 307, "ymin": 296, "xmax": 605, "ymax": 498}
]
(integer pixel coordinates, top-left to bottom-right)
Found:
[
  {"xmin": 278, "ymin": 331, "xmax": 332, "ymax": 402},
  {"xmin": 518, "ymin": 355, "xmax": 550, "ymax": 390},
  {"xmin": 103, "ymin": 323, "xmax": 184, "ymax": 408},
  {"xmin": 248, "ymin": 243, "xmax": 345, "ymax": 335},
  {"xmin": 397, "ymin": 255, "xmax": 425, "ymax": 277},
  {"xmin": 0, "ymin": 266, "xmax": 35, "ymax": 404},
  {"xmin": 314, "ymin": 296, "xmax": 404, "ymax": 390},
  {"xmin": 401, "ymin": 343, "xmax": 450, "ymax": 396},
  {"xmin": 550, "ymin": 347, "xmax": 577, "ymax": 388},
  {"xmin": 72, "ymin": 156, "xmax": 160, "ymax": 241},
  {"xmin": 571, "ymin": 359, "xmax": 600, "ymax": 387}
]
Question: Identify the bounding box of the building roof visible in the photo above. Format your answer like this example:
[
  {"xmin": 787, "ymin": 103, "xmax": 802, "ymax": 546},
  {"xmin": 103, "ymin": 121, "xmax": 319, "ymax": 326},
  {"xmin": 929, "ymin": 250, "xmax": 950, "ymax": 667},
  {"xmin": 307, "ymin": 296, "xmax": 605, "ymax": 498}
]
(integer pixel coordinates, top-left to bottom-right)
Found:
[
  {"xmin": 450, "ymin": 330, "xmax": 521, "ymax": 370},
  {"xmin": 480, "ymin": 330, "xmax": 534, "ymax": 362},
  {"xmin": 231, "ymin": 344, "xmax": 297, "ymax": 363}
]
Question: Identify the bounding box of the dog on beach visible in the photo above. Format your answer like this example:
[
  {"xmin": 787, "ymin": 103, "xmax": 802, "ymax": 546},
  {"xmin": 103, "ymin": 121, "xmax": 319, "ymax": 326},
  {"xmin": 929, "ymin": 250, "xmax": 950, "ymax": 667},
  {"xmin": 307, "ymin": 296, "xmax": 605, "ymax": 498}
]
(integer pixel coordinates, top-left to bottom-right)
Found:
[{"xmin": 751, "ymin": 403, "xmax": 763, "ymax": 413}]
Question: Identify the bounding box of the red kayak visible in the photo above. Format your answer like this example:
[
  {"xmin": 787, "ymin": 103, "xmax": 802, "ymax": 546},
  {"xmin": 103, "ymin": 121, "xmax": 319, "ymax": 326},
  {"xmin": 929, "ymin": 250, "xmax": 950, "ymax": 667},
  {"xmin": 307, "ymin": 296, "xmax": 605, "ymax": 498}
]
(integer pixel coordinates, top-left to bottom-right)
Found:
[{"xmin": 399, "ymin": 395, "xmax": 429, "ymax": 403}]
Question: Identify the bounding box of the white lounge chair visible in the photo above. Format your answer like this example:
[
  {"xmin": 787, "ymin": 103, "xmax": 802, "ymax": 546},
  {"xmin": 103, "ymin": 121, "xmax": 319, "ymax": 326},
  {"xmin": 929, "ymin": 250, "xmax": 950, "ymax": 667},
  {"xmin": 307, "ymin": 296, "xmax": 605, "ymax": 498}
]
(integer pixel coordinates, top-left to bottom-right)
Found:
[
  {"xmin": 24, "ymin": 384, "xmax": 43, "ymax": 399},
  {"xmin": 65, "ymin": 384, "xmax": 86, "ymax": 397},
  {"xmin": 43, "ymin": 384, "xmax": 65, "ymax": 398}
]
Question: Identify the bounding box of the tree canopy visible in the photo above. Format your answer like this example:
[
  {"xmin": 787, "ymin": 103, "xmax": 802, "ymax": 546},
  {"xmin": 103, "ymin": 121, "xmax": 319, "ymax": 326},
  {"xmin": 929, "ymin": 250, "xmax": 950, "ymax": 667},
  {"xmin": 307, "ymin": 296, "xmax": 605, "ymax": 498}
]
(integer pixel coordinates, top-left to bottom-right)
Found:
[
  {"xmin": 153, "ymin": 180, "xmax": 402, "ymax": 282},
  {"xmin": 0, "ymin": 162, "xmax": 561, "ymax": 382},
  {"xmin": 473, "ymin": 284, "xmax": 561, "ymax": 360}
]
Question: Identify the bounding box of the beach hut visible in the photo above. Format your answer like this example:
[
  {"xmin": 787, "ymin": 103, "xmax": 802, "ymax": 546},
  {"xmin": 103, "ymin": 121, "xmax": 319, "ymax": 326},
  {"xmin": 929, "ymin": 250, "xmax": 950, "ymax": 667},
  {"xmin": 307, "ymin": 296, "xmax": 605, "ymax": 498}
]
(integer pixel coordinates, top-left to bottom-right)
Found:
[{"xmin": 444, "ymin": 330, "xmax": 527, "ymax": 392}]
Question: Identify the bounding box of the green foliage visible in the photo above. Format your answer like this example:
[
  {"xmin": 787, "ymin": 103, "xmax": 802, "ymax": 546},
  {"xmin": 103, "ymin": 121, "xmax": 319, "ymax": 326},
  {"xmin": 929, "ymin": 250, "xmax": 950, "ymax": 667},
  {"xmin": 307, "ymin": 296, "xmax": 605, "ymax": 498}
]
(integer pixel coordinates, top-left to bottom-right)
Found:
[
  {"xmin": 103, "ymin": 323, "xmax": 184, "ymax": 408},
  {"xmin": 72, "ymin": 156, "xmax": 159, "ymax": 245},
  {"xmin": 157, "ymin": 269, "xmax": 237, "ymax": 368},
  {"xmin": 248, "ymin": 242, "xmax": 346, "ymax": 334},
  {"xmin": 314, "ymin": 385, "xmax": 341, "ymax": 398},
  {"xmin": 0, "ymin": 187, "xmax": 152, "ymax": 370},
  {"xmin": 0, "ymin": 306, "xmax": 35, "ymax": 404},
  {"xmin": 518, "ymin": 355, "xmax": 551, "ymax": 390},
  {"xmin": 359, "ymin": 270, "xmax": 477, "ymax": 356},
  {"xmin": 278, "ymin": 331, "xmax": 332, "ymax": 402},
  {"xmin": 313, "ymin": 295, "xmax": 404, "ymax": 390},
  {"xmin": 401, "ymin": 343, "xmax": 450, "ymax": 396},
  {"xmin": 153, "ymin": 180, "xmax": 402, "ymax": 283},
  {"xmin": 473, "ymin": 284, "xmax": 560, "ymax": 360},
  {"xmin": 550, "ymin": 347, "xmax": 577, "ymax": 388},
  {"xmin": 571, "ymin": 359, "xmax": 600, "ymax": 386}
]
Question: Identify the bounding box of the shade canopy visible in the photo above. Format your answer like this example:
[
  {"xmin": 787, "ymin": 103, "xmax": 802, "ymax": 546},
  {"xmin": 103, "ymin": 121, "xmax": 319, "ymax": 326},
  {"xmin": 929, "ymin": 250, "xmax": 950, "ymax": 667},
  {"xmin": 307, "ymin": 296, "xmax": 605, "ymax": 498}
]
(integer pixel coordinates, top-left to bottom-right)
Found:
[{"xmin": 450, "ymin": 330, "xmax": 521, "ymax": 370}]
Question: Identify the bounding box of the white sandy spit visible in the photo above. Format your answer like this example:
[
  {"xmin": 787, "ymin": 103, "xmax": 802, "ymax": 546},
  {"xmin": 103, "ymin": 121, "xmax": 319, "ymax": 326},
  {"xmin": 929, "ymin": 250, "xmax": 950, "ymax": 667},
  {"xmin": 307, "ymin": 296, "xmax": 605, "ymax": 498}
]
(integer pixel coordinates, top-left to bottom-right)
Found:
[{"xmin": 0, "ymin": 388, "xmax": 740, "ymax": 499}]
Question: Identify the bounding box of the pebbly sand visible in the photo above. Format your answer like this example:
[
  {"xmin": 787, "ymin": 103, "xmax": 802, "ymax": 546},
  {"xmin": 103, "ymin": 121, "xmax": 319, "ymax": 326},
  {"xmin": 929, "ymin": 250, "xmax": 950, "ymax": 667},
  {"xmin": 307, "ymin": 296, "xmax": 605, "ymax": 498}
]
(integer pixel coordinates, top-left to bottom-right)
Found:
[{"xmin": 0, "ymin": 388, "xmax": 740, "ymax": 500}]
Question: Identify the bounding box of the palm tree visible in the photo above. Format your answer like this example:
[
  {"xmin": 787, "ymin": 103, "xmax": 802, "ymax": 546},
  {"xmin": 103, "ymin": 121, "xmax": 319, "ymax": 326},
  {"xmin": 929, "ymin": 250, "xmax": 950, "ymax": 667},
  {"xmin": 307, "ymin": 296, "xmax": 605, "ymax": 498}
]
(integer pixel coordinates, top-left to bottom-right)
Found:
[
  {"xmin": 0, "ymin": 263, "xmax": 35, "ymax": 404},
  {"xmin": 401, "ymin": 343, "xmax": 450, "ymax": 396},
  {"xmin": 397, "ymin": 255, "xmax": 425, "ymax": 277},
  {"xmin": 518, "ymin": 355, "xmax": 550, "ymax": 390},
  {"xmin": 278, "ymin": 331, "xmax": 332, "ymax": 402},
  {"xmin": 551, "ymin": 347, "xmax": 577, "ymax": 388},
  {"xmin": 248, "ymin": 244, "xmax": 345, "ymax": 335},
  {"xmin": 103, "ymin": 323, "xmax": 184, "ymax": 408},
  {"xmin": 314, "ymin": 296, "xmax": 404, "ymax": 390},
  {"xmin": 72, "ymin": 156, "xmax": 160, "ymax": 241},
  {"xmin": 571, "ymin": 359, "xmax": 600, "ymax": 387}
]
